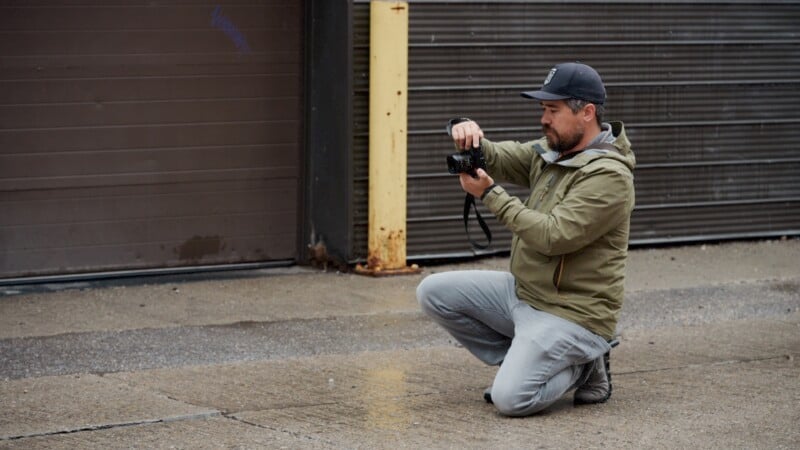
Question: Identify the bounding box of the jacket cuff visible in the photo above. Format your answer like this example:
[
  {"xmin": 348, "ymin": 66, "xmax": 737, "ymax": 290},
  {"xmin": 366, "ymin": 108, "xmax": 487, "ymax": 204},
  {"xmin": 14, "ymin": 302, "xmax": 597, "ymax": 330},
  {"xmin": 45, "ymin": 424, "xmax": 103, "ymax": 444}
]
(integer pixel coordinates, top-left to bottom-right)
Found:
[
  {"xmin": 480, "ymin": 184, "xmax": 504, "ymax": 203},
  {"xmin": 480, "ymin": 184, "xmax": 510, "ymax": 219},
  {"xmin": 480, "ymin": 183, "xmax": 498, "ymax": 200}
]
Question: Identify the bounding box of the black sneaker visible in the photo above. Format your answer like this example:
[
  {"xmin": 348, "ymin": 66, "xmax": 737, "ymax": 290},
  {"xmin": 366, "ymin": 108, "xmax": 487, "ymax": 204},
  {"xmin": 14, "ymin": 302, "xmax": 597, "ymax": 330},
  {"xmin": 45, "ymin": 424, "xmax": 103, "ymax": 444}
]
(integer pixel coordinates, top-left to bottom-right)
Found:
[
  {"xmin": 574, "ymin": 352, "xmax": 611, "ymax": 405},
  {"xmin": 574, "ymin": 339, "xmax": 618, "ymax": 405}
]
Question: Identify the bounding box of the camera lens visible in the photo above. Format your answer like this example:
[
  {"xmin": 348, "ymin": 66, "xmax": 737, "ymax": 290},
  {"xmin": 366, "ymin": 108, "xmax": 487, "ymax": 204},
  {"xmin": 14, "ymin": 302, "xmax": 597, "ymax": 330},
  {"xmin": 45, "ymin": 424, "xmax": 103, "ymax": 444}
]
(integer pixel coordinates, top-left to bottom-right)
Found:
[{"xmin": 446, "ymin": 153, "xmax": 473, "ymax": 174}]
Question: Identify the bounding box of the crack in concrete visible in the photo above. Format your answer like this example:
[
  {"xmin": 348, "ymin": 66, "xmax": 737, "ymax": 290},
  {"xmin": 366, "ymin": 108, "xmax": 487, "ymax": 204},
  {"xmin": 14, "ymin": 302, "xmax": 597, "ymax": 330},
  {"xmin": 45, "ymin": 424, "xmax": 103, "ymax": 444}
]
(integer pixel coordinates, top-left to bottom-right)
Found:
[
  {"xmin": 222, "ymin": 414, "xmax": 332, "ymax": 445},
  {"xmin": 0, "ymin": 411, "xmax": 222, "ymax": 441}
]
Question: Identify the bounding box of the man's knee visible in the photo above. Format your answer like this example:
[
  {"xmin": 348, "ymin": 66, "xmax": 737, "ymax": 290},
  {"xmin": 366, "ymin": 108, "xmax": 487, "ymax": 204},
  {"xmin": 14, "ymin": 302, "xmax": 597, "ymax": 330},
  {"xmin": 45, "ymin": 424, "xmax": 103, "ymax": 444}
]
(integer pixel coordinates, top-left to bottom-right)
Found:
[
  {"xmin": 490, "ymin": 384, "xmax": 549, "ymax": 417},
  {"xmin": 416, "ymin": 273, "xmax": 447, "ymax": 316}
]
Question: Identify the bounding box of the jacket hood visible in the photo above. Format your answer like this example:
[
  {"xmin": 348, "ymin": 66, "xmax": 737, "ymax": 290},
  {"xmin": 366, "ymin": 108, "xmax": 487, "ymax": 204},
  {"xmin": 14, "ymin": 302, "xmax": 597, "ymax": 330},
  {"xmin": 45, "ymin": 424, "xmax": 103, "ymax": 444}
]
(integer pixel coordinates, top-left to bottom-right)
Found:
[{"xmin": 533, "ymin": 121, "xmax": 636, "ymax": 171}]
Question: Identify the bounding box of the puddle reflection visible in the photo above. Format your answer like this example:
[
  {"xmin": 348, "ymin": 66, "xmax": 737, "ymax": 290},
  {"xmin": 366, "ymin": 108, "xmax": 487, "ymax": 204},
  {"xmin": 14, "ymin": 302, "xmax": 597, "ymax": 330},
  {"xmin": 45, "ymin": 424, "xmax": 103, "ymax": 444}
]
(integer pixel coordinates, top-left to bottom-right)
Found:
[{"xmin": 359, "ymin": 365, "xmax": 410, "ymax": 431}]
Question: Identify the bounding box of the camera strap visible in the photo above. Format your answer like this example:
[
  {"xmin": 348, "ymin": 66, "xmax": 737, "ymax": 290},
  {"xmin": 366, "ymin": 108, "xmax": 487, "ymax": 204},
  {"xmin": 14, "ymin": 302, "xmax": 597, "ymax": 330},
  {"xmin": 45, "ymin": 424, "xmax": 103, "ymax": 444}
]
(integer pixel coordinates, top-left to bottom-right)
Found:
[{"xmin": 463, "ymin": 194, "xmax": 492, "ymax": 250}]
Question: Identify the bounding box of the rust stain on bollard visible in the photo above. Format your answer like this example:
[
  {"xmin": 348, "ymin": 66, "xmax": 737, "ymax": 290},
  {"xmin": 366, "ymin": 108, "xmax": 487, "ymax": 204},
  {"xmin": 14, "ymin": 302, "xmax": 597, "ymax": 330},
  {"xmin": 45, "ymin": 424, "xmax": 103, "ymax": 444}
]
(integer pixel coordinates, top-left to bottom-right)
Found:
[{"xmin": 355, "ymin": 229, "xmax": 421, "ymax": 277}]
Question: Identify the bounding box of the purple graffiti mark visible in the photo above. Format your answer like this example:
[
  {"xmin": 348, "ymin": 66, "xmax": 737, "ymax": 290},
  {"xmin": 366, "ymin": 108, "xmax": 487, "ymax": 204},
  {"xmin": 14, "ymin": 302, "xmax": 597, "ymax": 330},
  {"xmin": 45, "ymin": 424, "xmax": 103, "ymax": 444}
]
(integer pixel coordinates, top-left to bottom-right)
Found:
[{"xmin": 211, "ymin": 5, "xmax": 251, "ymax": 54}]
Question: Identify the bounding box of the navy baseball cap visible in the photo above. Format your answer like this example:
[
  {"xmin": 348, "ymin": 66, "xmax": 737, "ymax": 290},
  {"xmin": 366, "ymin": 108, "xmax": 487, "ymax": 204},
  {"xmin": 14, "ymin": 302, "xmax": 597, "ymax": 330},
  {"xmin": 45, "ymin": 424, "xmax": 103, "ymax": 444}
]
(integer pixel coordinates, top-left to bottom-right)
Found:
[{"xmin": 521, "ymin": 62, "xmax": 606, "ymax": 105}]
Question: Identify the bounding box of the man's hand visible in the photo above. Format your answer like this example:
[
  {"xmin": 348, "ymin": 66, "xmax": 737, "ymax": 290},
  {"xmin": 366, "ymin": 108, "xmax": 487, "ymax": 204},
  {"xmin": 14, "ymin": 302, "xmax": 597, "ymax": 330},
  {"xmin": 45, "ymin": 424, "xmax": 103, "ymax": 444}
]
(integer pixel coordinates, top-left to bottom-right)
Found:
[
  {"xmin": 451, "ymin": 120, "xmax": 484, "ymax": 150},
  {"xmin": 459, "ymin": 169, "xmax": 494, "ymax": 198}
]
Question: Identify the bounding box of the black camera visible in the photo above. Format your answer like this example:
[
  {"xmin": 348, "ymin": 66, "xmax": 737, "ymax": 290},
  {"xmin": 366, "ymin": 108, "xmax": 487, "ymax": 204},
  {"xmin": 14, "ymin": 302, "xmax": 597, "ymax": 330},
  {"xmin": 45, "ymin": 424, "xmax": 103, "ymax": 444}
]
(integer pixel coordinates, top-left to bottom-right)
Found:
[{"xmin": 446, "ymin": 146, "xmax": 486, "ymax": 177}]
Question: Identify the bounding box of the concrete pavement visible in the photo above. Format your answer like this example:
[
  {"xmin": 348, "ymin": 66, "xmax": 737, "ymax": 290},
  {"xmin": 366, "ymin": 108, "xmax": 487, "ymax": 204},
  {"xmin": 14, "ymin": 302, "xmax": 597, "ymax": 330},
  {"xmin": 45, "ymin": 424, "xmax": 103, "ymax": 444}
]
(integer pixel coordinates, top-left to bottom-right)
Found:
[{"xmin": 1, "ymin": 239, "xmax": 799, "ymax": 448}]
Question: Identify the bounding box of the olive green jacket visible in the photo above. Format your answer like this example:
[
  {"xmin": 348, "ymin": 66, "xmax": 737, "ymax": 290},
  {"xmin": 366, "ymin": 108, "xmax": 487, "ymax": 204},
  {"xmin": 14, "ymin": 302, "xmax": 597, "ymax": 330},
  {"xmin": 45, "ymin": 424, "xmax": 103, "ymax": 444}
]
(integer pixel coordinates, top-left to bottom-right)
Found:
[{"xmin": 480, "ymin": 121, "xmax": 635, "ymax": 340}]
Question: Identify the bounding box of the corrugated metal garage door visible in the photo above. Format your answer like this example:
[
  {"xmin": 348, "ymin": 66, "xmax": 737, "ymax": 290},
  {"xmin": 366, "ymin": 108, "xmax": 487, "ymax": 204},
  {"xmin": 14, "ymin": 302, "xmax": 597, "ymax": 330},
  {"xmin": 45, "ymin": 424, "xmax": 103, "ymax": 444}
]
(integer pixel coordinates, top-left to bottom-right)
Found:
[
  {"xmin": 0, "ymin": 2, "xmax": 304, "ymax": 278},
  {"xmin": 352, "ymin": 0, "xmax": 800, "ymax": 260}
]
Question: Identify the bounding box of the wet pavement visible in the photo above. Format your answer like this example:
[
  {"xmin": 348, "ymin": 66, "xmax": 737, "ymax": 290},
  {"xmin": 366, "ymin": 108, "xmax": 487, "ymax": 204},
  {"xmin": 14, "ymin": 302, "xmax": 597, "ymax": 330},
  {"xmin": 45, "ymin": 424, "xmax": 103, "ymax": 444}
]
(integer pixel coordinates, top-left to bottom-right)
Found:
[{"xmin": 1, "ymin": 239, "xmax": 799, "ymax": 448}]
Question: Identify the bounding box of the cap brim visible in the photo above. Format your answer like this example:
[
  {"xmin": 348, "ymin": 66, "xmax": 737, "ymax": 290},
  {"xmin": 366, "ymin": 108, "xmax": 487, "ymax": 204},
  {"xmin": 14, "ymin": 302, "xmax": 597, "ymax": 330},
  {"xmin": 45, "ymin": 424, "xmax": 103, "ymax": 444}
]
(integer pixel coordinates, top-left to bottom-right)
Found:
[{"xmin": 520, "ymin": 90, "xmax": 570, "ymax": 101}]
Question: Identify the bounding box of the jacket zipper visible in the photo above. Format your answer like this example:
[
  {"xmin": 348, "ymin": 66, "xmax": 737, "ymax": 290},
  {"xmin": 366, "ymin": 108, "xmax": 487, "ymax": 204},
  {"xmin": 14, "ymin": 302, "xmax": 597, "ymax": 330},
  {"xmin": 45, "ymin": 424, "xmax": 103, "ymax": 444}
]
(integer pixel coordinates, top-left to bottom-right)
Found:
[
  {"xmin": 530, "ymin": 166, "xmax": 564, "ymax": 292},
  {"xmin": 532, "ymin": 173, "xmax": 556, "ymax": 210}
]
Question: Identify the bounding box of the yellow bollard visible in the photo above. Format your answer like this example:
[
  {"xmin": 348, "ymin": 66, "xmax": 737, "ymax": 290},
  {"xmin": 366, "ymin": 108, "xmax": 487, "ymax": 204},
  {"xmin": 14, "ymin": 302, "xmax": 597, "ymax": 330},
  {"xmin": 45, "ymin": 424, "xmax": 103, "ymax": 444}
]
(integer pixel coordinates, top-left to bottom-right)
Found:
[{"xmin": 355, "ymin": 1, "xmax": 420, "ymax": 277}]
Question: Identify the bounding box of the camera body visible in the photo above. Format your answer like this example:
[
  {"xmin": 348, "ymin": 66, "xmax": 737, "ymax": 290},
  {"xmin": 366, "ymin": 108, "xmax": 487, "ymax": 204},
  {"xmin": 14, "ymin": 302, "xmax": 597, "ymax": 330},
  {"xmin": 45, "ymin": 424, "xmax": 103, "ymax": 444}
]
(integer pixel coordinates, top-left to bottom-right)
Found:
[{"xmin": 446, "ymin": 146, "xmax": 487, "ymax": 177}]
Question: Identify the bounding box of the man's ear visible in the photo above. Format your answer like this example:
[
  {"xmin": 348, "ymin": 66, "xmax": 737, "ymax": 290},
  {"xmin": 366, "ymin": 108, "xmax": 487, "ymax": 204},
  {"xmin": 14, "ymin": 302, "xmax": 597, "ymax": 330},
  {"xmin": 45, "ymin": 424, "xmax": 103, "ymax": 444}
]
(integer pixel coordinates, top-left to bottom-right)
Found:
[{"xmin": 582, "ymin": 103, "xmax": 596, "ymax": 123}]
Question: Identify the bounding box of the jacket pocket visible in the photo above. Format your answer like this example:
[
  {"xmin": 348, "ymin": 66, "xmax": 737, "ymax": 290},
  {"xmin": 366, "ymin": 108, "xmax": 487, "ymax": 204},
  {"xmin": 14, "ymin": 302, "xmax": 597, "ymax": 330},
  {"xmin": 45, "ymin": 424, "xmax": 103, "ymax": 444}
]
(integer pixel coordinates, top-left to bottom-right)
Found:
[{"xmin": 552, "ymin": 255, "xmax": 566, "ymax": 291}]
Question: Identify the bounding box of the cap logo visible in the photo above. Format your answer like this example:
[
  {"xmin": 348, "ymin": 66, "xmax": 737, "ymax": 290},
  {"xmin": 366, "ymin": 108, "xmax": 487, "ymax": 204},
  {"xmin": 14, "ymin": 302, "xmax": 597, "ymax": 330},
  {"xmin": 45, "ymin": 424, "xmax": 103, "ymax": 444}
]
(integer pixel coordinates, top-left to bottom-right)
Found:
[{"xmin": 543, "ymin": 68, "xmax": 557, "ymax": 86}]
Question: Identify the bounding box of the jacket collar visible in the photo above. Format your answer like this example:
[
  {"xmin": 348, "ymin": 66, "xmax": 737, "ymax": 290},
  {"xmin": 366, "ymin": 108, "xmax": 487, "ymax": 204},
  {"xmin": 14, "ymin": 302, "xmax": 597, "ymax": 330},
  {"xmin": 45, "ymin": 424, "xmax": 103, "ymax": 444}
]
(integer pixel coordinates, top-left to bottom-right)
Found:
[
  {"xmin": 533, "ymin": 143, "xmax": 619, "ymax": 168},
  {"xmin": 533, "ymin": 122, "xmax": 628, "ymax": 168}
]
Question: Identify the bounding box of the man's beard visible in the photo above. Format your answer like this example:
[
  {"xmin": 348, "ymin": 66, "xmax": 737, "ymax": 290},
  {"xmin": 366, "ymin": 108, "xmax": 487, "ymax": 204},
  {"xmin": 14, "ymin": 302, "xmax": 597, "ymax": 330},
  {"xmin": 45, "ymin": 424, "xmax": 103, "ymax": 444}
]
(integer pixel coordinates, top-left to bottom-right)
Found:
[{"xmin": 543, "ymin": 125, "xmax": 584, "ymax": 154}]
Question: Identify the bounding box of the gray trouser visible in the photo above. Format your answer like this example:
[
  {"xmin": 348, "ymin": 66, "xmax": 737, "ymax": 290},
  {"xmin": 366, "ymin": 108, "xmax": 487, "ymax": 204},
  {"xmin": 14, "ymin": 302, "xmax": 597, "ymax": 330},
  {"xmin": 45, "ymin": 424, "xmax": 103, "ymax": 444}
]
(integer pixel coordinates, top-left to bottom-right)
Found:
[{"xmin": 417, "ymin": 270, "xmax": 610, "ymax": 416}]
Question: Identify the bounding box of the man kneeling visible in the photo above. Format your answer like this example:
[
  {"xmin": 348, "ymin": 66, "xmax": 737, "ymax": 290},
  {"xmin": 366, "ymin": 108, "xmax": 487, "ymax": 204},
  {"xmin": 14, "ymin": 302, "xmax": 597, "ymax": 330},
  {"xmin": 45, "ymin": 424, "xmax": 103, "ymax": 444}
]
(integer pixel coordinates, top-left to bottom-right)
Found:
[{"xmin": 417, "ymin": 63, "xmax": 635, "ymax": 416}]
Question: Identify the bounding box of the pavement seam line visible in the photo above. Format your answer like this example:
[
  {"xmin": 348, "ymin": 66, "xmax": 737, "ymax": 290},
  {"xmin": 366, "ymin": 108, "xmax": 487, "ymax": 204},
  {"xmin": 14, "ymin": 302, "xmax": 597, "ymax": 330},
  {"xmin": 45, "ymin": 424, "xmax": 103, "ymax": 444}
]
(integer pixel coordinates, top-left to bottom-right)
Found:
[
  {"xmin": 0, "ymin": 411, "xmax": 222, "ymax": 442},
  {"xmin": 624, "ymin": 275, "xmax": 800, "ymax": 294},
  {"xmin": 0, "ymin": 310, "xmax": 427, "ymax": 342},
  {"xmin": 5, "ymin": 275, "xmax": 797, "ymax": 341},
  {"xmin": 612, "ymin": 354, "xmax": 794, "ymax": 377}
]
